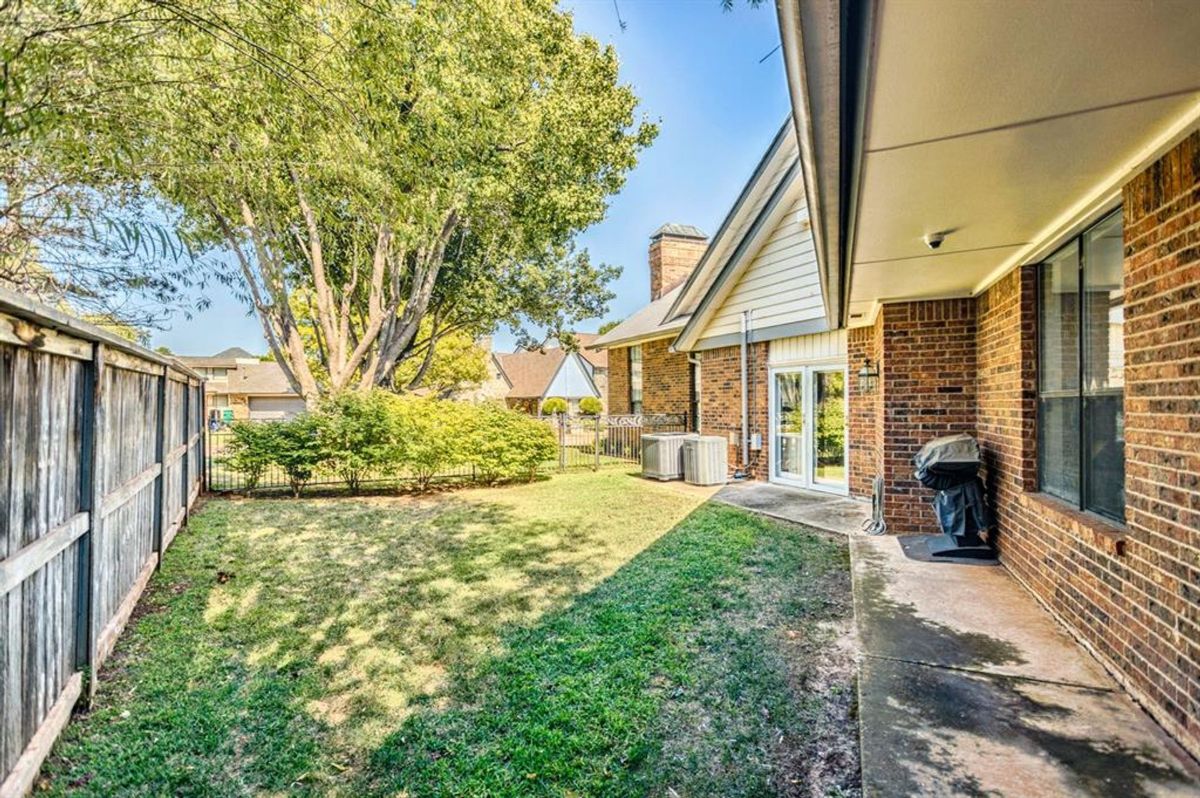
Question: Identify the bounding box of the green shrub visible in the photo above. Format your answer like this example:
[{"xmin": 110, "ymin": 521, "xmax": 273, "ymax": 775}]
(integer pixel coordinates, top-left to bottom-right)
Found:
[
  {"xmin": 466, "ymin": 403, "xmax": 557, "ymax": 484},
  {"xmin": 579, "ymin": 396, "xmax": 602, "ymax": 416},
  {"xmin": 271, "ymin": 414, "xmax": 326, "ymax": 497},
  {"xmin": 386, "ymin": 396, "xmax": 466, "ymax": 490},
  {"xmin": 221, "ymin": 421, "xmax": 277, "ymax": 490},
  {"xmin": 317, "ymin": 390, "xmax": 394, "ymax": 493},
  {"xmin": 541, "ymin": 396, "xmax": 568, "ymax": 416}
]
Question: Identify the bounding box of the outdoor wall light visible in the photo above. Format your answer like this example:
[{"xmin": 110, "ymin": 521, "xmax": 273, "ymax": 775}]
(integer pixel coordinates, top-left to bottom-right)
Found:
[{"xmin": 857, "ymin": 358, "xmax": 879, "ymax": 393}]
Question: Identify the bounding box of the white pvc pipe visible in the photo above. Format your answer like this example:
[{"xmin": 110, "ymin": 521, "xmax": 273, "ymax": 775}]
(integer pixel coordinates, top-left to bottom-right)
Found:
[{"xmin": 740, "ymin": 310, "xmax": 750, "ymax": 469}]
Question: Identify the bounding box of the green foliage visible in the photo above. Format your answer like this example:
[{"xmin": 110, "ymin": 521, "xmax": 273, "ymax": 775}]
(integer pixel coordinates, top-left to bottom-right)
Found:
[
  {"xmin": 466, "ymin": 404, "xmax": 557, "ymax": 484},
  {"xmin": 597, "ymin": 318, "xmax": 622, "ymax": 335},
  {"xmin": 317, "ymin": 391, "xmax": 394, "ymax": 493},
  {"xmin": 541, "ymin": 397, "xmax": 568, "ymax": 416},
  {"xmin": 221, "ymin": 422, "xmax": 279, "ymax": 491},
  {"xmin": 391, "ymin": 326, "xmax": 490, "ymax": 395},
  {"xmin": 270, "ymin": 415, "xmax": 326, "ymax": 498},
  {"xmin": 224, "ymin": 391, "xmax": 569, "ymax": 493},
  {"xmin": 384, "ymin": 396, "xmax": 467, "ymax": 491},
  {"xmin": 579, "ymin": 396, "xmax": 602, "ymax": 416}
]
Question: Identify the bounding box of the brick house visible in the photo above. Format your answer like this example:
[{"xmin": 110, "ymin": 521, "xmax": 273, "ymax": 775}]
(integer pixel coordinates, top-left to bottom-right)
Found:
[
  {"xmin": 493, "ymin": 336, "xmax": 606, "ymax": 415},
  {"xmin": 771, "ymin": 0, "xmax": 1200, "ymax": 760},
  {"xmin": 594, "ymin": 224, "xmax": 706, "ymax": 425},
  {"xmin": 597, "ymin": 128, "xmax": 851, "ymax": 489},
  {"xmin": 177, "ymin": 347, "xmax": 306, "ymax": 421}
]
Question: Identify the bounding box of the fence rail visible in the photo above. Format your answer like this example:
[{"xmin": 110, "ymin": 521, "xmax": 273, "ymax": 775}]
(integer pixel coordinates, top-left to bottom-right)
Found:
[
  {"xmin": 204, "ymin": 413, "xmax": 689, "ymax": 493},
  {"xmin": 0, "ymin": 287, "xmax": 205, "ymax": 796}
]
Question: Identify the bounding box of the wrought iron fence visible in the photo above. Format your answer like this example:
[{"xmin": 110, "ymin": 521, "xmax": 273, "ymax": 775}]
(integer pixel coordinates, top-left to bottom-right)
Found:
[{"xmin": 204, "ymin": 412, "xmax": 688, "ymax": 493}]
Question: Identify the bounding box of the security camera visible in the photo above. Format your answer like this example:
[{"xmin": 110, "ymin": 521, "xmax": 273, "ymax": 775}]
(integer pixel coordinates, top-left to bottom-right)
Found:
[{"xmin": 924, "ymin": 232, "xmax": 946, "ymax": 250}]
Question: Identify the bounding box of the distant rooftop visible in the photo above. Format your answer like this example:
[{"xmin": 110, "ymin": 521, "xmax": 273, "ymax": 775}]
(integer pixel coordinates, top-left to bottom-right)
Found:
[{"xmin": 651, "ymin": 223, "xmax": 707, "ymax": 241}]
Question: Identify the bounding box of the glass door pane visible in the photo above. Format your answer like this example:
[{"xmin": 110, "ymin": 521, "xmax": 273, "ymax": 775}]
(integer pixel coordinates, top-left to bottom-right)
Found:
[
  {"xmin": 775, "ymin": 371, "xmax": 805, "ymax": 481},
  {"xmin": 811, "ymin": 369, "xmax": 846, "ymax": 486}
]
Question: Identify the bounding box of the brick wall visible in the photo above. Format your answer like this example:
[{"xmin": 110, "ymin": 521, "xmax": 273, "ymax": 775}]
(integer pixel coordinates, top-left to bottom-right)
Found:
[
  {"xmin": 607, "ymin": 346, "xmax": 630, "ymax": 414},
  {"xmin": 878, "ymin": 299, "xmax": 978, "ymax": 533},
  {"xmin": 847, "ymin": 316, "xmax": 883, "ymax": 498},
  {"xmin": 971, "ymin": 132, "xmax": 1200, "ymax": 759},
  {"xmin": 605, "ymin": 338, "xmax": 691, "ymax": 417},
  {"xmin": 698, "ymin": 342, "xmax": 769, "ymax": 479}
]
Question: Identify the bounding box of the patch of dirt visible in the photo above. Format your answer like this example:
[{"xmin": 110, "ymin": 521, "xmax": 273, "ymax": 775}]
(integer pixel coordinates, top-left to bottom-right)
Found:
[{"xmin": 785, "ymin": 617, "xmax": 861, "ymax": 798}]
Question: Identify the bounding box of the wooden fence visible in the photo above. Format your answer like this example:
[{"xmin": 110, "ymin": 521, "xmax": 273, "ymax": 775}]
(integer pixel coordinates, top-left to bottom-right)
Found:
[{"xmin": 0, "ymin": 288, "xmax": 204, "ymax": 797}]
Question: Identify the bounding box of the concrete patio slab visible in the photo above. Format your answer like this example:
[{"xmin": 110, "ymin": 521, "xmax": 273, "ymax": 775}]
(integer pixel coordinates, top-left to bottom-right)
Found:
[
  {"xmin": 852, "ymin": 535, "xmax": 1200, "ymax": 797},
  {"xmin": 713, "ymin": 481, "xmax": 870, "ymax": 535}
]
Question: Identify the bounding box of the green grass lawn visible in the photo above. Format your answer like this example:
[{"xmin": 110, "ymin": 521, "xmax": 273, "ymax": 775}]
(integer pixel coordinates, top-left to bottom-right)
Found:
[{"xmin": 41, "ymin": 471, "xmax": 858, "ymax": 797}]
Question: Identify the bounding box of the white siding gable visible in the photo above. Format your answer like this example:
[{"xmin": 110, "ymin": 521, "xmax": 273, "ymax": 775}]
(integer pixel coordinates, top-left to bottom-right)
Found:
[
  {"xmin": 699, "ymin": 195, "xmax": 824, "ymax": 343},
  {"xmin": 545, "ymin": 354, "xmax": 599, "ymax": 399},
  {"xmin": 768, "ymin": 330, "xmax": 847, "ymax": 364}
]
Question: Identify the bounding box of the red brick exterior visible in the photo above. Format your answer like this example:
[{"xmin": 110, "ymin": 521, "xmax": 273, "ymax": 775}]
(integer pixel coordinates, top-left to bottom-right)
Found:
[
  {"xmin": 606, "ymin": 337, "xmax": 690, "ymax": 417},
  {"xmin": 854, "ymin": 133, "xmax": 1200, "ymax": 758},
  {"xmin": 649, "ymin": 234, "xmax": 707, "ymax": 300},
  {"xmin": 847, "ymin": 316, "xmax": 883, "ymax": 498},
  {"xmin": 859, "ymin": 300, "xmax": 979, "ymax": 533},
  {"xmin": 698, "ymin": 343, "xmax": 770, "ymax": 479}
]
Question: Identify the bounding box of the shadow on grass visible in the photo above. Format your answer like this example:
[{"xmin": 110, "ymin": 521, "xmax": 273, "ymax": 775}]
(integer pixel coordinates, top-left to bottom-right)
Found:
[
  {"xmin": 358, "ymin": 503, "xmax": 855, "ymax": 798},
  {"xmin": 41, "ymin": 480, "xmax": 854, "ymax": 797}
]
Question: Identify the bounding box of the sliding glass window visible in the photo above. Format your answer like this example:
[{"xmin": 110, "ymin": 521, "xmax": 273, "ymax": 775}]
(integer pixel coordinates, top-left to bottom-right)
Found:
[{"xmin": 1037, "ymin": 209, "xmax": 1125, "ymax": 522}]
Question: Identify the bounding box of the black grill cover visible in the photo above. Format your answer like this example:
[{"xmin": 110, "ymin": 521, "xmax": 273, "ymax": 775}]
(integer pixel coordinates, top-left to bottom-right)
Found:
[{"xmin": 913, "ymin": 433, "xmax": 981, "ymax": 490}]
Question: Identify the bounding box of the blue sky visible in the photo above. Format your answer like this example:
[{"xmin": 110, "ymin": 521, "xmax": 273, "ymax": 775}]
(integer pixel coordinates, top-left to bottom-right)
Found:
[{"xmin": 151, "ymin": 0, "xmax": 790, "ymax": 355}]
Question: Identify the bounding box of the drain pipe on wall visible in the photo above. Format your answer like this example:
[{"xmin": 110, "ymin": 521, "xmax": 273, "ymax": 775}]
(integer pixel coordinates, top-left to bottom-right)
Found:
[{"xmin": 738, "ymin": 310, "xmax": 751, "ymax": 478}]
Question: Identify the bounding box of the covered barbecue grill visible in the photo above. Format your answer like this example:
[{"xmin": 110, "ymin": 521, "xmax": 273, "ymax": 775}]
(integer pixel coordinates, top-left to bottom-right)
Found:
[{"xmin": 912, "ymin": 433, "xmax": 995, "ymax": 559}]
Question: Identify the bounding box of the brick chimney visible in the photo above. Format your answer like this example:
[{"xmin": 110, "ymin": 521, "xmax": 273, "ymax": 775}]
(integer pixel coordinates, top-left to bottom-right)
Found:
[{"xmin": 649, "ymin": 224, "xmax": 708, "ymax": 300}]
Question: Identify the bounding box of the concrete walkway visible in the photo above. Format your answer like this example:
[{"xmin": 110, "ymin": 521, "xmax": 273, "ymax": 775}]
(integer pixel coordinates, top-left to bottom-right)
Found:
[
  {"xmin": 713, "ymin": 480, "xmax": 870, "ymax": 535},
  {"xmin": 852, "ymin": 534, "xmax": 1200, "ymax": 797}
]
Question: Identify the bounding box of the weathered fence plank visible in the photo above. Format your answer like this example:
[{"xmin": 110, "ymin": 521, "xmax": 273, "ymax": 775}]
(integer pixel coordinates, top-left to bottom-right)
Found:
[{"xmin": 0, "ymin": 287, "xmax": 204, "ymax": 796}]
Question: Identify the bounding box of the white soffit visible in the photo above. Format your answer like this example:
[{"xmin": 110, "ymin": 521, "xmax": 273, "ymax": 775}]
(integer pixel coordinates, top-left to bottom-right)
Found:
[{"xmin": 846, "ymin": 0, "xmax": 1200, "ymax": 324}]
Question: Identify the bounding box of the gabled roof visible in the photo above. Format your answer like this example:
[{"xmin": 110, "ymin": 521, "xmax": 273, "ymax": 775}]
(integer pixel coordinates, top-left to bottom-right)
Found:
[
  {"xmin": 666, "ymin": 121, "xmax": 799, "ymax": 324},
  {"xmin": 570, "ymin": 333, "xmax": 608, "ymax": 369},
  {"xmin": 494, "ymin": 348, "xmax": 567, "ymax": 399},
  {"xmin": 590, "ymin": 284, "xmax": 690, "ymax": 350}
]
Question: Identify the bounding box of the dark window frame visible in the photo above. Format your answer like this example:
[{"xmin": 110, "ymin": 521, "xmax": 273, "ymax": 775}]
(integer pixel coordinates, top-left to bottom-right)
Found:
[{"xmin": 1036, "ymin": 208, "xmax": 1125, "ymax": 524}]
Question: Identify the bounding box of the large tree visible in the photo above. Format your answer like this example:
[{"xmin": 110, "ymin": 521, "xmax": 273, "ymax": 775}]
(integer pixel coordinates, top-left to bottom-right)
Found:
[
  {"xmin": 112, "ymin": 0, "xmax": 654, "ymax": 401},
  {"xmin": 1, "ymin": 1, "xmax": 224, "ymax": 325}
]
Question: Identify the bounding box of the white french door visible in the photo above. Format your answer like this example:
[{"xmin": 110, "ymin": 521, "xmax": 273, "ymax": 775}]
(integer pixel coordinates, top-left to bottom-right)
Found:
[{"xmin": 768, "ymin": 363, "xmax": 848, "ymax": 494}]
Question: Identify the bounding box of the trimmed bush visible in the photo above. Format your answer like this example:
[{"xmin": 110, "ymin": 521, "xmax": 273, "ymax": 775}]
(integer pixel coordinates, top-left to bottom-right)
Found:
[
  {"xmin": 466, "ymin": 403, "xmax": 557, "ymax": 484},
  {"xmin": 222, "ymin": 421, "xmax": 278, "ymax": 490},
  {"xmin": 541, "ymin": 396, "xmax": 568, "ymax": 416},
  {"xmin": 271, "ymin": 414, "xmax": 326, "ymax": 497},
  {"xmin": 579, "ymin": 396, "xmax": 602, "ymax": 416},
  {"xmin": 318, "ymin": 390, "xmax": 393, "ymax": 493},
  {"xmin": 386, "ymin": 396, "xmax": 466, "ymax": 490}
]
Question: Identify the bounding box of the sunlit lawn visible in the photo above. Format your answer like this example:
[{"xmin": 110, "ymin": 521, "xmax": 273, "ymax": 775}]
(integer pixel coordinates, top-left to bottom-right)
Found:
[{"xmin": 41, "ymin": 471, "xmax": 856, "ymax": 797}]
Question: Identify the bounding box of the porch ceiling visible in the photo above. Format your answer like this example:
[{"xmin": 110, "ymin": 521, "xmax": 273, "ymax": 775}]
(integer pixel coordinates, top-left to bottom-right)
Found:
[{"xmin": 847, "ymin": 0, "xmax": 1200, "ymax": 324}]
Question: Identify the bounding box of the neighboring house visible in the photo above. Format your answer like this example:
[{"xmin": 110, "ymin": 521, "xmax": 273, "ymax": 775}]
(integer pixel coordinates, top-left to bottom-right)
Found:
[
  {"xmin": 601, "ymin": 0, "xmax": 1198, "ymax": 764},
  {"xmin": 177, "ymin": 347, "xmax": 306, "ymax": 421},
  {"xmin": 493, "ymin": 337, "xmax": 605, "ymax": 415}
]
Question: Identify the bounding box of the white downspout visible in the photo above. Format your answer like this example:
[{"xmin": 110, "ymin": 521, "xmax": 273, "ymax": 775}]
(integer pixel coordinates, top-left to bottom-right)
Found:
[{"xmin": 740, "ymin": 310, "xmax": 750, "ymax": 472}]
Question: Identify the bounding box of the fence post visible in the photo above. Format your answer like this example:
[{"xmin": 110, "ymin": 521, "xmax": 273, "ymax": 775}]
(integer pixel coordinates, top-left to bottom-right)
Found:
[
  {"xmin": 75, "ymin": 342, "xmax": 104, "ymax": 698},
  {"xmin": 557, "ymin": 413, "xmax": 566, "ymax": 472},
  {"xmin": 152, "ymin": 365, "xmax": 168, "ymax": 568},
  {"xmin": 594, "ymin": 416, "xmax": 601, "ymax": 471},
  {"xmin": 182, "ymin": 380, "xmax": 191, "ymax": 523}
]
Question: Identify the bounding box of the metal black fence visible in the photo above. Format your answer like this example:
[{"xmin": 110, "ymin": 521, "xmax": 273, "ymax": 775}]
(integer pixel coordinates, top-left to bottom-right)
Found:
[{"xmin": 204, "ymin": 413, "xmax": 688, "ymax": 493}]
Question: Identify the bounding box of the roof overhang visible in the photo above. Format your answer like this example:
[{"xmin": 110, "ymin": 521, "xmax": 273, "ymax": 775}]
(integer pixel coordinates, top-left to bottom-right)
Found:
[
  {"xmin": 780, "ymin": 0, "xmax": 1200, "ymax": 328},
  {"xmin": 776, "ymin": 0, "xmax": 853, "ymax": 328}
]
